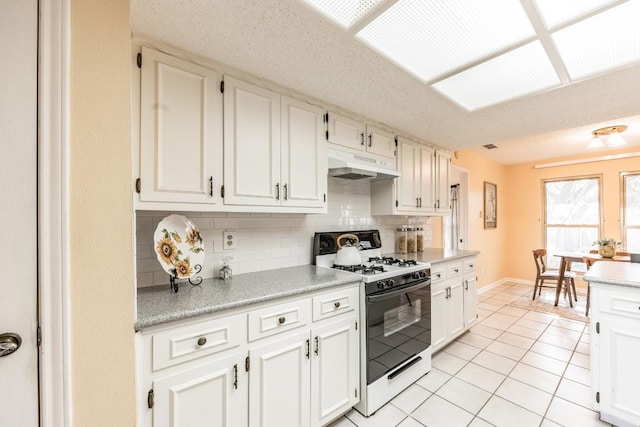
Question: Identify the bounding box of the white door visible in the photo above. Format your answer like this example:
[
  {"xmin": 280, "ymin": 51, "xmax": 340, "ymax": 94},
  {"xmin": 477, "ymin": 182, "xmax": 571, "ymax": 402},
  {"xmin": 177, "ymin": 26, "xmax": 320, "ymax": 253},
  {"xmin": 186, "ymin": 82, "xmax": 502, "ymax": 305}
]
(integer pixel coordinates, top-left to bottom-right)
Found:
[
  {"xmin": 223, "ymin": 76, "xmax": 281, "ymax": 206},
  {"xmin": 418, "ymin": 145, "xmax": 435, "ymax": 213},
  {"xmin": 249, "ymin": 331, "xmax": 311, "ymax": 427},
  {"xmin": 139, "ymin": 46, "xmax": 223, "ymax": 205},
  {"xmin": 0, "ymin": 0, "xmax": 39, "ymax": 425},
  {"xmin": 435, "ymin": 151, "xmax": 451, "ymax": 214}
]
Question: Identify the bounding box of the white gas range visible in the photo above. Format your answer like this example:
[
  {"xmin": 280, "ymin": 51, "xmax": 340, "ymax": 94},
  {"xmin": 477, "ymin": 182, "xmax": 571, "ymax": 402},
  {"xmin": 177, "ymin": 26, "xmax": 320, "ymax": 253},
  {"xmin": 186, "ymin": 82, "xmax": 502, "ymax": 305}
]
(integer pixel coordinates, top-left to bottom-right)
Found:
[{"xmin": 313, "ymin": 230, "xmax": 432, "ymax": 416}]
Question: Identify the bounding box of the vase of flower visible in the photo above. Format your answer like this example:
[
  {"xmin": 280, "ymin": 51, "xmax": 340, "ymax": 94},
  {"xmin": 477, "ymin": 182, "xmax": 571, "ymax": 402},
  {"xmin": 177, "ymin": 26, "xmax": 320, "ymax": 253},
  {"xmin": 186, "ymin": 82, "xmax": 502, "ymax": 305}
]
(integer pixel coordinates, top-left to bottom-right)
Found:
[{"xmin": 593, "ymin": 237, "xmax": 622, "ymax": 258}]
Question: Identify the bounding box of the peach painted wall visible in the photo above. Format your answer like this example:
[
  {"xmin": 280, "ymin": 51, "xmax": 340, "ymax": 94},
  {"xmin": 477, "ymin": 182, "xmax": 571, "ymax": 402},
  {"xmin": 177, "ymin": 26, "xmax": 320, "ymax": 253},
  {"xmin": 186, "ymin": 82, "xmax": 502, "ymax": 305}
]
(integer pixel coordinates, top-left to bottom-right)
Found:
[
  {"xmin": 70, "ymin": 0, "xmax": 135, "ymax": 425},
  {"xmin": 448, "ymin": 151, "xmax": 509, "ymax": 289},
  {"xmin": 505, "ymin": 147, "xmax": 640, "ymax": 284}
]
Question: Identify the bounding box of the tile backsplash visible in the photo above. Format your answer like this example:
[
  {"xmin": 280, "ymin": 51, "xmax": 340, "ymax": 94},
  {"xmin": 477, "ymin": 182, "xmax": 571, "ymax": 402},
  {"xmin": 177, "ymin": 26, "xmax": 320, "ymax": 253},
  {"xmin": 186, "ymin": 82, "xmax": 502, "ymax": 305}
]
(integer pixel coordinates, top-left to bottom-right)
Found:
[{"xmin": 136, "ymin": 177, "xmax": 433, "ymax": 287}]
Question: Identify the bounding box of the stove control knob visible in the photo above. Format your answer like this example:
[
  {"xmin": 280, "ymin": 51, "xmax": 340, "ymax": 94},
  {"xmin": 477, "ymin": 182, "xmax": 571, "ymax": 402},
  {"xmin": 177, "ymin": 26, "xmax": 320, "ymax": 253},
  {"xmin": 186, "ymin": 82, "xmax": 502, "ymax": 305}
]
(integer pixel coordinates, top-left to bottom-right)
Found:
[
  {"xmin": 419, "ymin": 271, "xmax": 427, "ymax": 278},
  {"xmin": 385, "ymin": 279, "xmax": 394, "ymax": 288},
  {"xmin": 412, "ymin": 272, "xmax": 421, "ymax": 280},
  {"xmin": 377, "ymin": 282, "xmax": 385, "ymax": 289}
]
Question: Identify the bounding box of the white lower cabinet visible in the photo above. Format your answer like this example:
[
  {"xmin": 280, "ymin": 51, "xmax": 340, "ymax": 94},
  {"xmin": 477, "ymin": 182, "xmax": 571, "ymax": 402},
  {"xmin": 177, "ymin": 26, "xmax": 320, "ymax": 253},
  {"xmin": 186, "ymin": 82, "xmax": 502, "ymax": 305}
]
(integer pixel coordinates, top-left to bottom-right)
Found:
[
  {"xmin": 463, "ymin": 273, "xmax": 478, "ymax": 329},
  {"xmin": 590, "ymin": 284, "xmax": 640, "ymax": 427},
  {"xmin": 137, "ymin": 283, "xmax": 360, "ymax": 427},
  {"xmin": 311, "ymin": 317, "xmax": 359, "ymax": 426},
  {"xmin": 250, "ymin": 331, "xmax": 311, "ymax": 427},
  {"xmin": 152, "ymin": 353, "xmax": 245, "ymax": 427},
  {"xmin": 431, "ymin": 256, "xmax": 477, "ymax": 353}
]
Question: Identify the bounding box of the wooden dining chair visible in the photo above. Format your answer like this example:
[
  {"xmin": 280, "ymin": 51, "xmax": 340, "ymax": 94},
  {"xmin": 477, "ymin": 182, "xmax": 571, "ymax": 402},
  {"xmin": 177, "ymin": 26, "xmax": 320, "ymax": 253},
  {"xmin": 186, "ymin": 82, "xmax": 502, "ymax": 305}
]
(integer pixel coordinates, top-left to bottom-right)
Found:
[
  {"xmin": 583, "ymin": 256, "xmax": 599, "ymax": 316},
  {"xmin": 532, "ymin": 249, "xmax": 576, "ymax": 302}
]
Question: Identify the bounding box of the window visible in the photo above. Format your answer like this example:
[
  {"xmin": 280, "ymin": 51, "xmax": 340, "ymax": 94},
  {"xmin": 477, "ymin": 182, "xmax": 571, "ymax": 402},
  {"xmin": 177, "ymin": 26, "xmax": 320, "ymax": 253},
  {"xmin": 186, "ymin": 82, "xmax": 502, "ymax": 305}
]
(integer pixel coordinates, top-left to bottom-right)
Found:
[
  {"xmin": 543, "ymin": 177, "xmax": 602, "ymax": 269},
  {"xmin": 622, "ymin": 172, "xmax": 640, "ymax": 252}
]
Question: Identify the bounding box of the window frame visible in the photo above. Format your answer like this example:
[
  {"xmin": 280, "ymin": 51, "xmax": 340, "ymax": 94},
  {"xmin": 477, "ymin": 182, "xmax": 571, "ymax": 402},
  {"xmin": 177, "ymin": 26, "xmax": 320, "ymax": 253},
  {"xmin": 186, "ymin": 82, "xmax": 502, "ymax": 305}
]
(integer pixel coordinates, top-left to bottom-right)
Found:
[
  {"xmin": 620, "ymin": 171, "xmax": 640, "ymax": 251},
  {"xmin": 542, "ymin": 174, "xmax": 603, "ymax": 269}
]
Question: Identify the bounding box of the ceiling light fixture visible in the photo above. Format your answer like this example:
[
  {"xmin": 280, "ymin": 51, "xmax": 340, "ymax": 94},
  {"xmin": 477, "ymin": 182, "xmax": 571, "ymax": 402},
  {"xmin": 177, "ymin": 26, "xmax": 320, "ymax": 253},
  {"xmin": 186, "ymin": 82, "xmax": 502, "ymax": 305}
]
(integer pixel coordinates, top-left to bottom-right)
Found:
[{"xmin": 588, "ymin": 125, "xmax": 627, "ymax": 148}]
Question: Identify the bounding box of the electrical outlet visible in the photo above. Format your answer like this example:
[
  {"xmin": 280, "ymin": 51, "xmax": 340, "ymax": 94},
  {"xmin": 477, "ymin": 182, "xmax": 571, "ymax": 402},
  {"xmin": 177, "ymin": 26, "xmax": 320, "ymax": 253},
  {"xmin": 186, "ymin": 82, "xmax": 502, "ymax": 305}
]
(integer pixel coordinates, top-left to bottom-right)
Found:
[{"xmin": 223, "ymin": 230, "xmax": 236, "ymax": 250}]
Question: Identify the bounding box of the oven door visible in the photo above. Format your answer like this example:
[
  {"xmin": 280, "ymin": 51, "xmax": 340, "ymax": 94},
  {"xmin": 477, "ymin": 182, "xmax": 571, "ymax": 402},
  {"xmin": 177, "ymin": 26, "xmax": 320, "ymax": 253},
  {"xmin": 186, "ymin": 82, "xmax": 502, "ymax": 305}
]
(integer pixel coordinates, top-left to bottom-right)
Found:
[{"xmin": 365, "ymin": 279, "xmax": 431, "ymax": 384}]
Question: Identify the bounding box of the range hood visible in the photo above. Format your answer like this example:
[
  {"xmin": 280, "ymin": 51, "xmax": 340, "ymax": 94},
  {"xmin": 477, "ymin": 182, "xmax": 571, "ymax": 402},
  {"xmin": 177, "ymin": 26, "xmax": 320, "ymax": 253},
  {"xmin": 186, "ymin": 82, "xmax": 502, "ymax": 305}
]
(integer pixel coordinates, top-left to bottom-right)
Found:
[{"xmin": 327, "ymin": 148, "xmax": 400, "ymax": 181}]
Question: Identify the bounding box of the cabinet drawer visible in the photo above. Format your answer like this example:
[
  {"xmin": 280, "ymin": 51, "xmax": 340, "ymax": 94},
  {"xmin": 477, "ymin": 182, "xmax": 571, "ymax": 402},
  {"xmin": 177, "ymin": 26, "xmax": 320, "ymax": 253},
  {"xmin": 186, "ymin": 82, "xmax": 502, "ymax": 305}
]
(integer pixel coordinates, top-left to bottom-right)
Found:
[
  {"xmin": 447, "ymin": 261, "xmax": 463, "ymax": 278},
  {"xmin": 598, "ymin": 288, "xmax": 640, "ymax": 319},
  {"xmin": 431, "ymin": 264, "xmax": 446, "ymax": 283},
  {"xmin": 248, "ymin": 298, "xmax": 311, "ymax": 342},
  {"xmin": 313, "ymin": 286, "xmax": 359, "ymax": 322},
  {"xmin": 464, "ymin": 258, "xmax": 477, "ymax": 273},
  {"xmin": 152, "ymin": 314, "xmax": 244, "ymax": 371}
]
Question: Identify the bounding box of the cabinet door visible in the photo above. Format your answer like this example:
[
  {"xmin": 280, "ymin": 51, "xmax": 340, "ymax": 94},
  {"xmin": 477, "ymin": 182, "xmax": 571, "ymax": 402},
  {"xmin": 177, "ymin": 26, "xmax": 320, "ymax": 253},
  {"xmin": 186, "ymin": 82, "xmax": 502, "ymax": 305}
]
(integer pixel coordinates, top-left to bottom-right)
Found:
[
  {"xmin": 435, "ymin": 151, "xmax": 451, "ymax": 214},
  {"xmin": 396, "ymin": 138, "xmax": 420, "ymax": 213},
  {"xmin": 281, "ymin": 97, "xmax": 326, "ymax": 208},
  {"xmin": 418, "ymin": 145, "xmax": 435, "ymax": 213},
  {"xmin": 366, "ymin": 125, "xmax": 396, "ymax": 159},
  {"xmin": 448, "ymin": 280, "xmax": 465, "ymax": 339},
  {"xmin": 152, "ymin": 353, "xmax": 245, "ymax": 427},
  {"xmin": 311, "ymin": 317, "xmax": 359, "ymax": 427},
  {"xmin": 463, "ymin": 274, "xmax": 478, "ymax": 329},
  {"xmin": 249, "ymin": 331, "xmax": 311, "ymax": 427},
  {"xmin": 597, "ymin": 314, "xmax": 640, "ymax": 426},
  {"xmin": 327, "ymin": 112, "xmax": 365, "ymax": 151},
  {"xmin": 224, "ymin": 76, "xmax": 281, "ymax": 206},
  {"xmin": 140, "ymin": 46, "xmax": 223, "ymax": 205},
  {"xmin": 431, "ymin": 285, "xmax": 448, "ymax": 351}
]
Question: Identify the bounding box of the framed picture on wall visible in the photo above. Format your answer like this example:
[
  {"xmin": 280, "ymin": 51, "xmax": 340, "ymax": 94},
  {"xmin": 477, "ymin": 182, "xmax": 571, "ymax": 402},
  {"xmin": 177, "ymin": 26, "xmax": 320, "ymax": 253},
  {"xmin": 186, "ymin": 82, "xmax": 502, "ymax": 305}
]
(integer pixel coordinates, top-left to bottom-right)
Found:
[{"xmin": 484, "ymin": 181, "xmax": 497, "ymax": 229}]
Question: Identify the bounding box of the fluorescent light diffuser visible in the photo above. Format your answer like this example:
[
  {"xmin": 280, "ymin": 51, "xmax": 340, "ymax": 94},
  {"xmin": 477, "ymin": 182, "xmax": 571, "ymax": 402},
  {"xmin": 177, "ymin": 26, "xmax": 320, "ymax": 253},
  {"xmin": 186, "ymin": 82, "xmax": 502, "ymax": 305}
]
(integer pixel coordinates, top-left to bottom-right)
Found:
[
  {"xmin": 355, "ymin": 0, "xmax": 535, "ymax": 82},
  {"xmin": 299, "ymin": 0, "xmax": 384, "ymax": 29},
  {"xmin": 431, "ymin": 41, "xmax": 561, "ymax": 111},
  {"xmin": 552, "ymin": 0, "xmax": 640, "ymax": 80},
  {"xmin": 533, "ymin": 0, "xmax": 617, "ymax": 29}
]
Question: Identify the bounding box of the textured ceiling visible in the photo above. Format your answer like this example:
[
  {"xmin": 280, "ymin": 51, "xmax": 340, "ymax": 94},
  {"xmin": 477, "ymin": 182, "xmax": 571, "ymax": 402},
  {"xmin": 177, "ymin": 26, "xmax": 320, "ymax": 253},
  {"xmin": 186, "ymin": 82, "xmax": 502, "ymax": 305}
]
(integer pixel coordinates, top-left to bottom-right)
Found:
[{"xmin": 130, "ymin": 0, "xmax": 640, "ymax": 165}]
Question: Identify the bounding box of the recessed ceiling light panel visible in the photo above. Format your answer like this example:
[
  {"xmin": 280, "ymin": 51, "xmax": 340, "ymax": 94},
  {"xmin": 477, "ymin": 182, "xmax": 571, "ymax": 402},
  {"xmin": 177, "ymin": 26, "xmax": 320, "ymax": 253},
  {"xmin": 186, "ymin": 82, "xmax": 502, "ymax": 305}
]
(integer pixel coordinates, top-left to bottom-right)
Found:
[
  {"xmin": 355, "ymin": 0, "xmax": 536, "ymax": 82},
  {"xmin": 533, "ymin": 0, "xmax": 618, "ymax": 29},
  {"xmin": 299, "ymin": 0, "xmax": 384, "ymax": 29},
  {"xmin": 552, "ymin": 0, "xmax": 640, "ymax": 80},
  {"xmin": 431, "ymin": 41, "xmax": 561, "ymax": 111}
]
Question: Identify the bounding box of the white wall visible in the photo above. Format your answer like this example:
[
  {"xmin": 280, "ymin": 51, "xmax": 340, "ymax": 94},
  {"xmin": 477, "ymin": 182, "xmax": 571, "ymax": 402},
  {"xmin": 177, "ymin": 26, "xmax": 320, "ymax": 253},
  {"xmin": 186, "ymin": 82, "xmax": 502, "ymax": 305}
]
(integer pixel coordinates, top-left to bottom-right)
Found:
[{"xmin": 136, "ymin": 177, "xmax": 433, "ymax": 287}]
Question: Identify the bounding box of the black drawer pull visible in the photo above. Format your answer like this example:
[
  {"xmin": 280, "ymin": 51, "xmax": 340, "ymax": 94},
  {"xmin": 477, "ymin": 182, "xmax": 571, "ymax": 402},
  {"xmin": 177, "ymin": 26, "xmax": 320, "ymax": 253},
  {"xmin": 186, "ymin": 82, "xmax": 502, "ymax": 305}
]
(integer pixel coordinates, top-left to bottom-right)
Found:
[
  {"xmin": 334, "ymin": 301, "xmax": 341, "ymax": 309},
  {"xmin": 197, "ymin": 337, "xmax": 207, "ymax": 346},
  {"xmin": 278, "ymin": 316, "xmax": 286, "ymax": 324}
]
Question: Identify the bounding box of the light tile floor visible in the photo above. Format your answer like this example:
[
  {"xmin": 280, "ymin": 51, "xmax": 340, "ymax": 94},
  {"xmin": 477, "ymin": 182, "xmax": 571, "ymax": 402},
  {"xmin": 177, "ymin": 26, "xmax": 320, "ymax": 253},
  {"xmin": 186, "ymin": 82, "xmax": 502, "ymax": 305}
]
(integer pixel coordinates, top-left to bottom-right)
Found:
[{"xmin": 330, "ymin": 282, "xmax": 611, "ymax": 427}]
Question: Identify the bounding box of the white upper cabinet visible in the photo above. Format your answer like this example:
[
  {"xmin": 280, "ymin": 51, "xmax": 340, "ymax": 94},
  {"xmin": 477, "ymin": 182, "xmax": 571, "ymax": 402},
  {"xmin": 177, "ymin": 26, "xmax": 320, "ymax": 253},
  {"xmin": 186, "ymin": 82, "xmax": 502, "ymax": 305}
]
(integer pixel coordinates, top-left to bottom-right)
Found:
[
  {"xmin": 434, "ymin": 150, "xmax": 451, "ymax": 214},
  {"xmin": 371, "ymin": 137, "xmax": 438, "ymax": 216},
  {"xmin": 326, "ymin": 113, "xmax": 366, "ymax": 151},
  {"xmin": 223, "ymin": 76, "xmax": 281, "ymax": 207},
  {"xmin": 138, "ymin": 46, "xmax": 223, "ymax": 207},
  {"xmin": 366, "ymin": 125, "xmax": 396, "ymax": 159},
  {"xmin": 281, "ymin": 97, "xmax": 327, "ymax": 209},
  {"xmin": 327, "ymin": 112, "xmax": 396, "ymax": 160},
  {"xmin": 223, "ymin": 77, "xmax": 326, "ymax": 211}
]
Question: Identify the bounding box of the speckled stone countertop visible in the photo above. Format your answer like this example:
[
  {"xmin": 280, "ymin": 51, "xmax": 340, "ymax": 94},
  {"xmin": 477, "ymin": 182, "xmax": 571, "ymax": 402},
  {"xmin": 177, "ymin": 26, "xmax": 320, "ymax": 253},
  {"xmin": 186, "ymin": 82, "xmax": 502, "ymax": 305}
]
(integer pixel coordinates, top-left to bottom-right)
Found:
[
  {"xmin": 135, "ymin": 265, "xmax": 360, "ymax": 331},
  {"xmin": 583, "ymin": 261, "xmax": 640, "ymax": 289},
  {"xmin": 384, "ymin": 248, "xmax": 480, "ymax": 264}
]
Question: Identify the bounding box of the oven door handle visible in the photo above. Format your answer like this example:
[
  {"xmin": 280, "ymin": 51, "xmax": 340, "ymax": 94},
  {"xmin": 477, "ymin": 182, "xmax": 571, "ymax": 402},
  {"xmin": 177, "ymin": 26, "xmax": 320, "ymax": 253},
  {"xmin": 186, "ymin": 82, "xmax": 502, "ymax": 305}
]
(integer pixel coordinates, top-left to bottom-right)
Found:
[{"xmin": 367, "ymin": 280, "xmax": 430, "ymax": 302}]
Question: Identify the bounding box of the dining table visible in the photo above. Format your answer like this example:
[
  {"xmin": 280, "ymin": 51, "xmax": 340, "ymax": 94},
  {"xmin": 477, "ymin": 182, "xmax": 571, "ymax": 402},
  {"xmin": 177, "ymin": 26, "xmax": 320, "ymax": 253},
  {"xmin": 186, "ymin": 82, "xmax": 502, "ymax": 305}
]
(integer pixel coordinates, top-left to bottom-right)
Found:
[{"xmin": 553, "ymin": 251, "xmax": 631, "ymax": 306}]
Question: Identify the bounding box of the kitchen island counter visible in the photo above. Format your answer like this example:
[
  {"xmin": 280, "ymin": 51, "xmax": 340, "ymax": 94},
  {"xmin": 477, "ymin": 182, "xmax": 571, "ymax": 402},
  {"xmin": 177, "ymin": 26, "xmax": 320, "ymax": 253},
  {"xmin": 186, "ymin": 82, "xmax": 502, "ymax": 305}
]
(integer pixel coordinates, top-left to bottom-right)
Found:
[
  {"xmin": 136, "ymin": 265, "xmax": 359, "ymax": 330},
  {"xmin": 583, "ymin": 260, "xmax": 640, "ymax": 288}
]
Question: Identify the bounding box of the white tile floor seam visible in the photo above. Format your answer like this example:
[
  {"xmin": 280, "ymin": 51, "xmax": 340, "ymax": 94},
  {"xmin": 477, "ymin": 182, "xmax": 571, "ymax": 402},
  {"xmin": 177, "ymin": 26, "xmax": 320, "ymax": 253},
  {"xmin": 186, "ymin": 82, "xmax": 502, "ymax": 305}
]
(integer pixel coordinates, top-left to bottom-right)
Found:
[{"xmin": 331, "ymin": 282, "xmax": 612, "ymax": 427}]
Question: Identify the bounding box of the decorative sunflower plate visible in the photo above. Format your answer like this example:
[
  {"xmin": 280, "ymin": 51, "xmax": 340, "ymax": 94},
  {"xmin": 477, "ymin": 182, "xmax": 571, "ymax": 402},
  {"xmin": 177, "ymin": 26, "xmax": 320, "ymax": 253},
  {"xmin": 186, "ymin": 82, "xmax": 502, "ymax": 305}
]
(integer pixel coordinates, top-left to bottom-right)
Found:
[{"xmin": 153, "ymin": 214, "xmax": 205, "ymax": 279}]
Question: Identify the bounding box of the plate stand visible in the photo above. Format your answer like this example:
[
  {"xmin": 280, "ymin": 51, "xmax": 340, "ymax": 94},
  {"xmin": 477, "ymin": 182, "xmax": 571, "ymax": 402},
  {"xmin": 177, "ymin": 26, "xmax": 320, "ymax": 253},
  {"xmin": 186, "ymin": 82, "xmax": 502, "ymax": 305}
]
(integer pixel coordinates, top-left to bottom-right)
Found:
[{"xmin": 169, "ymin": 264, "xmax": 203, "ymax": 293}]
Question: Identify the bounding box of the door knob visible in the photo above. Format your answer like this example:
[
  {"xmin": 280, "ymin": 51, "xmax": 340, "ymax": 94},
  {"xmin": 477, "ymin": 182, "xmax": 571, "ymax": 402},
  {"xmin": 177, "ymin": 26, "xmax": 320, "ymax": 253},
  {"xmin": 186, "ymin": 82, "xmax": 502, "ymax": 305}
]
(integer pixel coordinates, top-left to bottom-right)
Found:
[{"xmin": 0, "ymin": 333, "xmax": 22, "ymax": 357}]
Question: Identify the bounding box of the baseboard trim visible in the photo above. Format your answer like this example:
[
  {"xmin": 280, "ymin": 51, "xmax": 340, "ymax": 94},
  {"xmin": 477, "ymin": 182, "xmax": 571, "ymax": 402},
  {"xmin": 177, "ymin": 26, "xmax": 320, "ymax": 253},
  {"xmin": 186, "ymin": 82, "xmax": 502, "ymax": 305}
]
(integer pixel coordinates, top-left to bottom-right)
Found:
[{"xmin": 478, "ymin": 278, "xmax": 534, "ymax": 294}]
